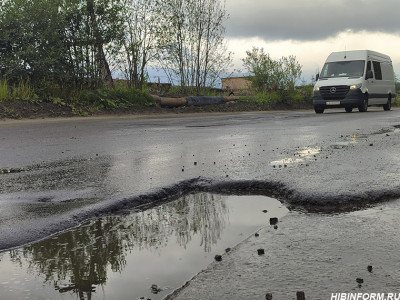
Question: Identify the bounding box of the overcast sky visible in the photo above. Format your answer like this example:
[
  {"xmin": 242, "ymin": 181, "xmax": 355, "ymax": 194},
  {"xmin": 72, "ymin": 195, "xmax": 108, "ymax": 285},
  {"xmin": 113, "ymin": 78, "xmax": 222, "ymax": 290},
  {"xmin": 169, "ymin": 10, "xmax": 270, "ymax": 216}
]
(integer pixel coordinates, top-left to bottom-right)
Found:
[{"xmin": 225, "ymin": 0, "xmax": 400, "ymax": 82}]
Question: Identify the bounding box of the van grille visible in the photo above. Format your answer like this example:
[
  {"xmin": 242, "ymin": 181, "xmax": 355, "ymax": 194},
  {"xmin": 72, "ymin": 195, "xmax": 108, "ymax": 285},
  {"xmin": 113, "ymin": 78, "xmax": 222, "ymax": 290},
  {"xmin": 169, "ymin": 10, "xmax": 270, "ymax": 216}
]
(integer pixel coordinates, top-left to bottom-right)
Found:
[{"xmin": 320, "ymin": 85, "xmax": 350, "ymax": 100}]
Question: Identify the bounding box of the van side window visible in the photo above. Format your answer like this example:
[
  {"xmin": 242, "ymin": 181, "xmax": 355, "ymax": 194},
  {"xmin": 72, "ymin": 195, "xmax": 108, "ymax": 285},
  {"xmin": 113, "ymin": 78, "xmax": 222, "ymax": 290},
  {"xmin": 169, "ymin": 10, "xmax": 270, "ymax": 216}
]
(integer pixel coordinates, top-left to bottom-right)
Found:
[
  {"xmin": 373, "ymin": 61, "xmax": 382, "ymax": 80},
  {"xmin": 366, "ymin": 61, "xmax": 372, "ymax": 77}
]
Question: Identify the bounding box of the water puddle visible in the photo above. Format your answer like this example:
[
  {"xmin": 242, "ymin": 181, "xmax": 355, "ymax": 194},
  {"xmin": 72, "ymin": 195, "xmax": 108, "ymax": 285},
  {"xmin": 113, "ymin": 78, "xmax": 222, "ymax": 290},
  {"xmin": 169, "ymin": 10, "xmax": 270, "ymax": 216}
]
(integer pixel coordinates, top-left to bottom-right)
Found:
[{"xmin": 0, "ymin": 193, "xmax": 288, "ymax": 300}]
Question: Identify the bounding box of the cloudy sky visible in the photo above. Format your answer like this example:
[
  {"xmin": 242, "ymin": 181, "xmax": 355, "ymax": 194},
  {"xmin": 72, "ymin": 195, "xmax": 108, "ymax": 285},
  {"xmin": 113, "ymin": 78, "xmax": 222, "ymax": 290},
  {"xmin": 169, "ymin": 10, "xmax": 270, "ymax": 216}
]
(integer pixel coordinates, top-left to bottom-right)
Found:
[{"xmin": 225, "ymin": 0, "xmax": 400, "ymax": 82}]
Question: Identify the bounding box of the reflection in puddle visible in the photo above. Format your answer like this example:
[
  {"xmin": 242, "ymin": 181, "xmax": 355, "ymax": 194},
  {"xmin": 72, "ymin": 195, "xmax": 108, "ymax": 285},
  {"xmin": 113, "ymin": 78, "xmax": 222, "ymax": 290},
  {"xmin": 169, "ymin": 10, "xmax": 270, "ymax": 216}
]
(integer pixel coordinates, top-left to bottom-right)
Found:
[{"xmin": 0, "ymin": 193, "xmax": 288, "ymax": 300}]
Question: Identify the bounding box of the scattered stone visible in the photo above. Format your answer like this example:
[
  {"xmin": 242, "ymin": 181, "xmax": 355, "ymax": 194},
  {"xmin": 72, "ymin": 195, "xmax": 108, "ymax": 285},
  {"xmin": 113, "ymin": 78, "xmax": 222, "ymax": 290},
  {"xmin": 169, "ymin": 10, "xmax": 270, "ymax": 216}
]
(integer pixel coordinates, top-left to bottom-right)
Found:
[
  {"xmin": 296, "ymin": 291, "xmax": 305, "ymax": 300},
  {"xmin": 150, "ymin": 284, "xmax": 162, "ymax": 294},
  {"xmin": 274, "ymin": 225, "xmax": 278, "ymax": 230},
  {"xmin": 182, "ymin": 168, "xmax": 184, "ymax": 172},
  {"xmin": 255, "ymin": 233, "xmax": 259, "ymax": 237},
  {"xmin": 194, "ymin": 162, "xmax": 197, "ymax": 166},
  {"xmin": 214, "ymin": 254, "xmax": 222, "ymax": 262},
  {"xmin": 257, "ymin": 248, "xmax": 265, "ymax": 255},
  {"xmin": 262, "ymin": 210, "xmax": 268, "ymax": 213},
  {"xmin": 269, "ymin": 217, "xmax": 278, "ymax": 225},
  {"xmin": 356, "ymin": 278, "xmax": 364, "ymax": 284},
  {"xmin": 367, "ymin": 265, "xmax": 373, "ymax": 272},
  {"xmin": 226, "ymin": 174, "xmax": 229, "ymax": 178},
  {"xmin": 369, "ymin": 143, "xmax": 373, "ymax": 146},
  {"xmin": 225, "ymin": 248, "xmax": 231, "ymax": 253},
  {"xmin": 265, "ymin": 293, "xmax": 273, "ymax": 300}
]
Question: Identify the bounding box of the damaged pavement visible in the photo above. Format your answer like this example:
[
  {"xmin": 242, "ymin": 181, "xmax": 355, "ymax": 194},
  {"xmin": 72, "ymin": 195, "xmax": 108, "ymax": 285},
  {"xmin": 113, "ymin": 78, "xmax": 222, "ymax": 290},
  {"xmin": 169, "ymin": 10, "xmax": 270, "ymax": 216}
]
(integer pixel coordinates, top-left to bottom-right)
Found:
[{"xmin": 1, "ymin": 109, "xmax": 400, "ymax": 298}]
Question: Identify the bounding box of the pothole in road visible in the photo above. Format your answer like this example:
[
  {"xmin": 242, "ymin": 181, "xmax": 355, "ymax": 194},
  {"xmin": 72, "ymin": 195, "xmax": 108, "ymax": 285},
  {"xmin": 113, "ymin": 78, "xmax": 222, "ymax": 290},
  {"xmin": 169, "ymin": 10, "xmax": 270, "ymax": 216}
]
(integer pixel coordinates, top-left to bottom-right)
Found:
[{"xmin": 0, "ymin": 193, "xmax": 288, "ymax": 300}]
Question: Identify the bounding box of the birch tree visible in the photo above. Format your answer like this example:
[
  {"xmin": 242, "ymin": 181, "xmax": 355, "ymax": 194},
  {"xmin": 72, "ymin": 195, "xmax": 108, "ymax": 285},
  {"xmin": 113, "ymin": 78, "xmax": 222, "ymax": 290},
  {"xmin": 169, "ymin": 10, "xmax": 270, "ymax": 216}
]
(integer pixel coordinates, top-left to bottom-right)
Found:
[
  {"xmin": 157, "ymin": 0, "xmax": 231, "ymax": 94},
  {"xmin": 119, "ymin": 0, "xmax": 161, "ymax": 89}
]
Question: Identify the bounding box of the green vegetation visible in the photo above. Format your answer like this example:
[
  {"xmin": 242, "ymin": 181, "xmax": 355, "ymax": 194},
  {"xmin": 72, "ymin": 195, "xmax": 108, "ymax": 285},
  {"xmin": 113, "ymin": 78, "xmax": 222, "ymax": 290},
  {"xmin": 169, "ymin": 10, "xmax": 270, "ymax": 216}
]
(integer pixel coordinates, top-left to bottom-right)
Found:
[
  {"xmin": 239, "ymin": 47, "xmax": 311, "ymax": 108},
  {"xmin": 0, "ymin": 0, "xmax": 231, "ymax": 105},
  {"xmin": 0, "ymin": 78, "xmax": 36, "ymax": 102},
  {"xmin": 242, "ymin": 47, "xmax": 303, "ymax": 92},
  {"xmin": 0, "ymin": 77, "xmax": 157, "ymax": 115},
  {"xmin": 238, "ymin": 85, "xmax": 313, "ymax": 109},
  {"xmin": 0, "ymin": 0, "xmax": 315, "ymax": 117}
]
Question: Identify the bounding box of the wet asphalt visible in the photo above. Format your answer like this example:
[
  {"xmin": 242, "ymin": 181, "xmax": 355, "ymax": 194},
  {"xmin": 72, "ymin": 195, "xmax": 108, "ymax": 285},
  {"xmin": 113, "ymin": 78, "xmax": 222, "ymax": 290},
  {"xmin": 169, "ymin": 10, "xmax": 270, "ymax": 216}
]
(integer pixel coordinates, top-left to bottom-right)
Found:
[{"xmin": 1, "ymin": 108, "xmax": 400, "ymax": 297}]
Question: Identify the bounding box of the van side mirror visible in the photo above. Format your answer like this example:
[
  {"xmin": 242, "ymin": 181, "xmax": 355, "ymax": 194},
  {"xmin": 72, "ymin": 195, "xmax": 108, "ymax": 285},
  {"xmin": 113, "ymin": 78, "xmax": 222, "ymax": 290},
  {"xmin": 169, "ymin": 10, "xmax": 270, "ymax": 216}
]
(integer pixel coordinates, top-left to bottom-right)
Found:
[
  {"xmin": 315, "ymin": 74, "xmax": 319, "ymax": 81},
  {"xmin": 366, "ymin": 70, "xmax": 373, "ymax": 79}
]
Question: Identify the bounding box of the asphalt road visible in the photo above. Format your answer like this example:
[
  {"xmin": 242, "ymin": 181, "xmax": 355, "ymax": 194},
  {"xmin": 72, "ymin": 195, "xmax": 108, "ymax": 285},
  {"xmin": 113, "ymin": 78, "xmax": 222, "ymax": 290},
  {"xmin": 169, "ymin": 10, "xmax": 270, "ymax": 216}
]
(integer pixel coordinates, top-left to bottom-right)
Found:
[{"xmin": 1, "ymin": 108, "xmax": 400, "ymax": 253}]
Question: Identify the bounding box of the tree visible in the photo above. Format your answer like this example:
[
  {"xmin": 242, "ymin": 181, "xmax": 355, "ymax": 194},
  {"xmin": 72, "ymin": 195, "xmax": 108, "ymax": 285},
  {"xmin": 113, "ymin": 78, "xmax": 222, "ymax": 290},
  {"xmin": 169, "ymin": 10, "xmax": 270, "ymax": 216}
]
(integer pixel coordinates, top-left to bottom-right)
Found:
[
  {"xmin": 0, "ymin": 0, "xmax": 124, "ymax": 90},
  {"xmin": 118, "ymin": 0, "xmax": 162, "ymax": 89},
  {"xmin": 0, "ymin": 0, "xmax": 67, "ymax": 85},
  {"xmin": 85, "ymin": 0, "xmax": 124, "ymax": 88},
  {"xmin": 157, "ymin": 0, "xmax": 231, "ymax": 94},
  {"xmin": 242, "ymin": 47, "xmax": 302, "ymax": 92}
]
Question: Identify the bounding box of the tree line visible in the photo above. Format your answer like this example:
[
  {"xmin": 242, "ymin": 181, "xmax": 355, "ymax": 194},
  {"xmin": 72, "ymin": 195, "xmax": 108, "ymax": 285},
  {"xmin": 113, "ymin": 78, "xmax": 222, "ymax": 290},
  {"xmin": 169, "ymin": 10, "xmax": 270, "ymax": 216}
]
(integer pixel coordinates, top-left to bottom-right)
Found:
[{"xmin": 0, "ymin": 0, "xmax": 231, "ymax": 96}]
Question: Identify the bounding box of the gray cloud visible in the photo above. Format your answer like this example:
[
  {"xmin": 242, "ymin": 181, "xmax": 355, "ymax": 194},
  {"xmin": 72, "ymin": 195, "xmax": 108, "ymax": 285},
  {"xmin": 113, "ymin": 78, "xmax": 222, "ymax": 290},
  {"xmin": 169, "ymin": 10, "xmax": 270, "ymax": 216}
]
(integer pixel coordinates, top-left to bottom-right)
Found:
[{"xmin": 226, "ymin": 0, "xmax": 400, "ymax": 41}]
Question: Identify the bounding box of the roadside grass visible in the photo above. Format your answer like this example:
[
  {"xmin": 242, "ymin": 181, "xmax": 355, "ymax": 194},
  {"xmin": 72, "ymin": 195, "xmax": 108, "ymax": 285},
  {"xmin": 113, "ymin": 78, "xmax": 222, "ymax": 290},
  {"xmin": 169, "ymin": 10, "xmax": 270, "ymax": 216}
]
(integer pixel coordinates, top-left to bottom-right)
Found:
[
  {"xmin": 0, "ymin": 78, "xmax": 158, "ymax": 115},
  {"xmin": 395, "ymin": 91, "xmax": 400, "ymax": 106},
  {"xmin": 0, "ymin": 78, "xmax": 37, "ymax": 102},
  {"xmin": 237, "ymin": 85, "xmax": 313, "ymax": 109}
]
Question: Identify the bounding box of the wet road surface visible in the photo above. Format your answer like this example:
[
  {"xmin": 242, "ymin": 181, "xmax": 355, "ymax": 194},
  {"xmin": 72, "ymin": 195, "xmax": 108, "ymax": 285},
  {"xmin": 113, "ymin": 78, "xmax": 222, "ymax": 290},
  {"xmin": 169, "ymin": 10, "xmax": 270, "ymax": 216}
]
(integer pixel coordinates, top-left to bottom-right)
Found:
[
  {"xmin": 170, "ymin": 198, "xmax": 400, "ymax": 299},
  {"xmin": 1, "ymin": 108, "xmax": 400, "ymax": 298}
]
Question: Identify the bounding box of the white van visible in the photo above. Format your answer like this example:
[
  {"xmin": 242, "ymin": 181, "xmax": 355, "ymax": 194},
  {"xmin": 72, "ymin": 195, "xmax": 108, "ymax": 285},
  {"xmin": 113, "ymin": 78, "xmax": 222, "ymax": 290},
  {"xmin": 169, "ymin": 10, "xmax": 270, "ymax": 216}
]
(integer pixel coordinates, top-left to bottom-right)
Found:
[{"xmin": 313, "ymin": 50, "xmax": 396, "ymax": 113}]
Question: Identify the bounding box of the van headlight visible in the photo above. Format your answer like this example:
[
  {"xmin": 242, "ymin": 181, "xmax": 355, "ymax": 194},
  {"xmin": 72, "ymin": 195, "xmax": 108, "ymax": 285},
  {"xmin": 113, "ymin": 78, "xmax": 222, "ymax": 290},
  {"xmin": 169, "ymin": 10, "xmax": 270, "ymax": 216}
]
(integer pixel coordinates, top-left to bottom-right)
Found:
[
  {"xmin": 350, "ymin": 83, "xmax": 361, "ymax": 90},
  {"xmin": 314, "ymin": 86, "xmax": 320, "ymax": 91}
]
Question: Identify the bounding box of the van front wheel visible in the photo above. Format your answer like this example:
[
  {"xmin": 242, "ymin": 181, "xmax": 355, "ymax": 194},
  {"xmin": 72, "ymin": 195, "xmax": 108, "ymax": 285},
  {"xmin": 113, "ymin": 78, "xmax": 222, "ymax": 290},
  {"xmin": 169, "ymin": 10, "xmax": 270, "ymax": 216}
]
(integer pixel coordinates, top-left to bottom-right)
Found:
[
  {"xmin": 383, "ymin": 95, "xmax": 392, "ymax": 111},
  {"xmin": 314, "ymin": 107, "xmax": 324, "ymax": 114},
  {"xmin": 358, "ymin": 94, "xmax": 368, "ymax": 112}
]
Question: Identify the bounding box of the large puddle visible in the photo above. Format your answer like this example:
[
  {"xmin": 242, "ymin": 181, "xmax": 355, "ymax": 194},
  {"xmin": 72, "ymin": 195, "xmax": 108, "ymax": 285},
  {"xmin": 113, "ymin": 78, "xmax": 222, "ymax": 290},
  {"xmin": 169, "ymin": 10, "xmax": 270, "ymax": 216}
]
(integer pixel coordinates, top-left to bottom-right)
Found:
[{"xmin": 0, "ymin": 193, "xmax": 288, "ymax": 300}]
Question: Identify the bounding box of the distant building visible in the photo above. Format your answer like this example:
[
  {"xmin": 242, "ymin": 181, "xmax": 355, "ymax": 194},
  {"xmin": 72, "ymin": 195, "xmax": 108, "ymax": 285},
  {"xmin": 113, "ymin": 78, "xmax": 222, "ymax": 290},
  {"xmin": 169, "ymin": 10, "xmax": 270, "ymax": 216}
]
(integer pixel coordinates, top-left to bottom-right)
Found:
[{"xmin": 221, "ymin": 77, "xmax": 252, "ymax": 95}]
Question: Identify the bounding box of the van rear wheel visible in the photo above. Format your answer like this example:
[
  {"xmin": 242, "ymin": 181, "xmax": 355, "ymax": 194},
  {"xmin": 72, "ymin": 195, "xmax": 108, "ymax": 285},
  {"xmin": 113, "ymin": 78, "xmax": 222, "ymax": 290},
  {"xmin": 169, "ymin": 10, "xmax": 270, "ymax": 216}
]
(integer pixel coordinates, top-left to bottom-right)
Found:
[
  {"xmin": 383, "ymin": 95, "xmax": 392, "ymax": 111},
  {"xmin": 358, "ymin": 94, "xmax": 368, "ymax": 112}
]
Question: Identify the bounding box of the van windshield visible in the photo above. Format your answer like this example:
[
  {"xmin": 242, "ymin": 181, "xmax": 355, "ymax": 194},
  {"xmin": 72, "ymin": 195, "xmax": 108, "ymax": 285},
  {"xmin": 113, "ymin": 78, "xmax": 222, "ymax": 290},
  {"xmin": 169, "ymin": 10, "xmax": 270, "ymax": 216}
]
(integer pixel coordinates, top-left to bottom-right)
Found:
[{"xmin": 320, "ymin": 60, "xmax": 365, "ymax": 78}]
